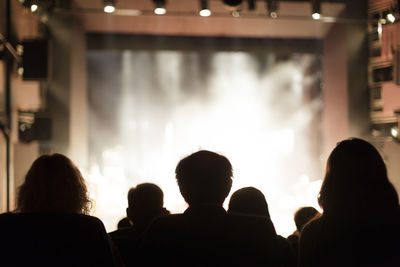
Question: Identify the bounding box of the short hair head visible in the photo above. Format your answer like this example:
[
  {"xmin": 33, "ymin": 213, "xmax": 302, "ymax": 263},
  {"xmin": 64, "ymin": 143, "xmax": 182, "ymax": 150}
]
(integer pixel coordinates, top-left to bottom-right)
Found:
[
  {"xmin": 318, "ymin": 138, "xmax": 399, "ymax": 216},
  {"xmin": 126, "ymin": 183, "xmax": 164, "ymax": 222},
  {"xmin": 294, "ymin": 206, "xmax": 319, "ymax": 231},
  {"xmin": 175, "ymin": 150, "xmax": 233, "ymax": 206},
  {"xmin": 17, "ymin": 153, "xmax": 91, "ymax": 214},
  {"xmin": 228, "ymin": 187, "xmax": 270, "ymax": 218}
]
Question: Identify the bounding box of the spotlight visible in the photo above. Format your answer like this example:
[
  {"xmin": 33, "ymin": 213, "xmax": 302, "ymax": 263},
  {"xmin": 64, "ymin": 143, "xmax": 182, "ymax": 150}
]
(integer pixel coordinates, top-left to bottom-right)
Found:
[
  {"xmin": 199, "ymin": 0, "xmax": 211, "ymax": 17},
  {"xmin": 266, "ymin": 0, "xmax": 278, "ymax": 18},
  {"xmin": 312, "ymin": 13, "xmax": 321, "ymax": 20},
  {"xmin": 387, "ymin": 13, "xmax": 396, "ymax": 23},
  {"xmin": 391, "ymin": 126, "xmax": 399, "ymax": 139},
  {"xmin": 104, "ymin": 0, "xmax": 115, "ymax": 13},
  {"xmin": 311, "ymin": 0, "xmax": 321, "ymax": 20},
  {"xmin": 30, "ymin": 4, "xmax": 38, "ymax": 12},
  {"xmin": 153, "ymin": 0, "xmax": 167, "ymax": 15}
]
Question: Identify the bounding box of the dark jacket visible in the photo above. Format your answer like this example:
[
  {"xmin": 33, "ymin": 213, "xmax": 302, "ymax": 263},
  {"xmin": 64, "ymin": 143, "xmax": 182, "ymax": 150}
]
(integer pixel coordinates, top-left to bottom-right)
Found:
[
  {"xmin": 0, "ymin": 212, "xmax": 116, "ymax": 267},
  {"xmin": 299, "ymin": 209, "xmax": 400, "ymax": 267},
  {"xmin": 143, "ymin": 204, "xmax": 281, "ymax": 267}
]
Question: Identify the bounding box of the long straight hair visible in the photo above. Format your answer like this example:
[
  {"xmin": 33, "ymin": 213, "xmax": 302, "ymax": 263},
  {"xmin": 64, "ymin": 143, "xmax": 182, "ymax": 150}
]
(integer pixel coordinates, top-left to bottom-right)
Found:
[{"xmin": 318, "ymin": 138, "xmax": 399, "ymax": 217}]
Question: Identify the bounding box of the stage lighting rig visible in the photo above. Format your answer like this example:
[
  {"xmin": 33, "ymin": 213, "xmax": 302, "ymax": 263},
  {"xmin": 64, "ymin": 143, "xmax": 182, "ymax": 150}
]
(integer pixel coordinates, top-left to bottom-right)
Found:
[
  {"xmin": 311, "ymin": 0, "xmax": 321, "ymax": 20},
  {"xmin": 104, "ymin": 0, "xmax": 116, "ymax": 13},
  {"xmin": 199, "ymin": 0, "xmax": 211, "ymax": 17},
  {"xmin": 266, "ymin": 0, "xmax": 278, "ymax": 19},
  {"xmin": 153, "ymin": 0, "xmax": 167, "ymax": 15}
]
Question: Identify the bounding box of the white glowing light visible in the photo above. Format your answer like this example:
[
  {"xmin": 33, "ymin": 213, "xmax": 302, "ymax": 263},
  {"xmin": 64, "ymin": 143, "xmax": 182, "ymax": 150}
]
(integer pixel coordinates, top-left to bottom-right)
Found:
[
  {"xmin": 87, "ymin": 51, "xmax": 322, "ymax": 235},
  {"xmin": 387, "ymin": 13, "xmax": 396, "ymax": 23},
  {"xmin": 104, "ymin": 5, "xmax": 115, "ymax": 13},
  {"xmin": 154, "ymin": 7, "xmax": 167, "ymax": 15},
  {"xmin": 378, "ymin": 23, "xmax": 383, "ymax": 35},
  {"xmin": 391, "ymin": 127, "xmax": 398, "ymax": 138},
  {"xmin": 312, "ymin": 12, "xmax": 321, "ymax": 20},
  {"xmin": 30, "ymin": 4, "xmax": 38, "ymax": 12},
  {"xmin": 199, "ymin": 9, "xmax": 211, "ymax": 17},
  {"xmin": 270, "ymin": 12, "xmax": 278, "ymax": 19}
]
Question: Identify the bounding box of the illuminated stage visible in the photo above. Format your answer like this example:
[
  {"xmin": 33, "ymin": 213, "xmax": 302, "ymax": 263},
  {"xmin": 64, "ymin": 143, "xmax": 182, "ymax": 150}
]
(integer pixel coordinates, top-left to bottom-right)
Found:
[{"xmin": 86, "ymin": 35, "xmax": 323, "ymax": 236}]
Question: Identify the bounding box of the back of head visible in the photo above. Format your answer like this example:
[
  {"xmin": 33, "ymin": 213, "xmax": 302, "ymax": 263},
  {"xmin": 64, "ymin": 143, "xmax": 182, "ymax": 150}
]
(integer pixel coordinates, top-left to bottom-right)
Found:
[
  {"xmin": 127, "ymin": 183, "xmax": 164, "ymax": 223},
  {"xmin": 294, "ymin": 206, "xmax": 319, "ymax": 231},
  {"xmin": 176, "ymin": 150, "xmax": 233, "ymax": 206},
  {"xmin": 319, "ymin": 138, "xmax": 399, "ymax": 217},
  {"xmin": 228, "ymin": 187, "xmax": 270, "ymax": 218},
  {"xmin": 17, "ymin": 154, "xmax": 91, "ymax": 214}
]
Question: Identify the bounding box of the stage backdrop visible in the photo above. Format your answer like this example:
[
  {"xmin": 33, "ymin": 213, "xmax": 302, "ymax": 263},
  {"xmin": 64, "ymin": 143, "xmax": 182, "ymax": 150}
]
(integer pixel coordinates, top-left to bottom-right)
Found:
[{"xmin": 87, "ymin": 35, "xmax": 323, "ymax": 236}]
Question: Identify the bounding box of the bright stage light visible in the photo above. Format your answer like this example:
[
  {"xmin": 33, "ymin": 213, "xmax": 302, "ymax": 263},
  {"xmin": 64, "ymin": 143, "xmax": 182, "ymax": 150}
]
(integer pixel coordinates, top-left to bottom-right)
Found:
[
  {"xmin": 391, "ymin": 127, "xmax": 399, "ymax": 138},
  {"xmin": 154, "ymin": 7, "xmax": 167, "ymax": 15},
  {"xmin": 312, "ymin": 12, "xmax": 321, "ymax": 20},
  {"xmin": 103, "ymin": 0, "xmax": 116, "ymax": 13},
  {"xmin": 387, "ymin": 13, "xmax": 396, "ymax": 23},
  {"xmin": 153, "ymin": 0, "xmax": 167, "ymax": 15},
  {"xmin": 199, "ymin": 0, "xmax": 211, "ymax": 17},
  {"xmin": 30, "ymin": 4, "xmax": 38, "ymax": 12},
  {"xmin": 104, "ymin": 5, "xmax": 115, "ymax": 13},
  {"xmin": 199, "ymin": 9, "xmax": 211, "ymax": 17},
  {"xmin": 87, "ymin": 50, "xmax": 322, "ymax": 235}
]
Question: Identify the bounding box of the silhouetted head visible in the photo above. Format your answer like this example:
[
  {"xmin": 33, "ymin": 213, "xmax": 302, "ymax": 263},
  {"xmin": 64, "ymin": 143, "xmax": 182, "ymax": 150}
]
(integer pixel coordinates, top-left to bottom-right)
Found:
[
  {"xmin": 318, "ymin": 138, "xmax": 399, "ymax": 217},
  {"xmin": 17, "ymin": 153, "xmax": 91, "ymax": 214},
  {"xmin": 228, "ymin": 187, "xmax": 270, "ymax": 218},
  {"xmin": 117, "ymin": 217, "xmax": 131, "ymax": 229},
  {"xmin": 176, "ymin": 150, "xmax": 233, "ymax": 206},
  {"xmin": 126, "ymin": 183, "xmax": 164, "ymax": 224},
  {"xmin": 294, "ymin": 207, "xmax": 319, "ymax": 231}
]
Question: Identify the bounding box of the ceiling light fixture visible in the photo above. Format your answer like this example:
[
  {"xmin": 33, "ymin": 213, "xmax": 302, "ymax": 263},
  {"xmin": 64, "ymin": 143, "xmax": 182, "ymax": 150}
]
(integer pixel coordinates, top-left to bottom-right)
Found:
[
  {"xmin": 387, "ymin": 12, "xmax": 396, "ymax": 23},
  {"xmin": 153, "ymin": 0, "xmax": 167, "ymax": 15},
  {"xmin": 199, "ymin": 0, "xmax": 211, "ymax": 17},
  {"xmin": 311, "ymin": 0, "xmax": 321, "ymax": 20},
  {"xmin": 266, "ymin": 0, "xmax": 278, "ymax": 19},
  {"xmin": 104, "ymin": 0, "xmax": 116, "ymax": 13}
]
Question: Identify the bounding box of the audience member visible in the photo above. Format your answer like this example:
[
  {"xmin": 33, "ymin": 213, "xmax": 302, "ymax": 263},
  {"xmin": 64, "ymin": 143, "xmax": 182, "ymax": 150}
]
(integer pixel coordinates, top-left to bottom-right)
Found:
[
  {"xmin": 117, "ymin": 217, "xmax": 131, "ymax": 229},
  {"xmin": 0, "ymin": 153, "xmax": 117, "ymax": 266},
  {"xmin": 144, "ymin": 150, "xmax": 280, "ymax": 266},
  {"xmin": 286, "ymin": 206, "xmax": 320, "ymax": 265},
  {"xmin": 299, "ymin": 138, "xmax": 400, "ymax": 267},
  {"xmin": 228, "ymin": 187, "xmax": 296, "ymax": 267},
  {"xmin": 109, "ymin": 183, "xmax": 168, "ymax": 266},
  {"xmin": 16, "ymin": 153, "xmax": 91, "ymax": 214}
]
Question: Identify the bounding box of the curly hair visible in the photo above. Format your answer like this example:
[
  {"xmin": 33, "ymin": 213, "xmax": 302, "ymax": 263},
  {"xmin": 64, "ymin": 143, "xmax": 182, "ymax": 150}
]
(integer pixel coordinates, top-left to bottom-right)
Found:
[{"xmin": 17, "ymin": 153, "xmax": 91, "ymax": 214}]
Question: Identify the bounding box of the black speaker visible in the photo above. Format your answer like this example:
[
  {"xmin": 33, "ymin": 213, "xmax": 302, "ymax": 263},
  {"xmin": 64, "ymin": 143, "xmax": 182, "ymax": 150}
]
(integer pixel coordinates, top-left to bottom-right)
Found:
[
  {"xmin": 18, "ymin": 112, "xmax": 51, "ymax": 143},
  {"xmin": 22, "ymin": 39, "xmax": 48, "ymax": 80}
]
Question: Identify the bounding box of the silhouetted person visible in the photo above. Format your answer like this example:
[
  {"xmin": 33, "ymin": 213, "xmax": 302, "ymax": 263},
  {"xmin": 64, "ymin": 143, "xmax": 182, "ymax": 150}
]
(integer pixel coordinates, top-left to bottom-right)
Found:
[
  {"xmin": 109, "ymin": 183, "xmax": 167, "ymax": 266},
  {"xmin": 299, "ymin": 138, "xmax": 400, "ymax": 267},
  {"xmin": 286, "ymin": 207, "xmax": 320, "ymax": 265},
  {"xmin": 228, "ymin": 187, "xmax": 296, "ymax": 267},
  {"xmin": 117, "ymin": 217, "xmax": 131, "ymax": 229},
  {"xmin": 144, "ymin": 150, "xmax": 280, "ymax": 266},
  {"xmin": 0, "ymin": 153, "xmax": 117, "ymax": 266},
  {"xmin": 17, "ymin": 153, "xmax": 92, "ymax": 214}
]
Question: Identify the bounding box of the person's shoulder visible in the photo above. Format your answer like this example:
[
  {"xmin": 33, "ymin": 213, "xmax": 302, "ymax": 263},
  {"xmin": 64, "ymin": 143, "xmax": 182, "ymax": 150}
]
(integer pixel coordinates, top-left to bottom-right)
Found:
[
  {"xmin": 108, "ymin": 227, "xmax": 132, "ymax": 240},
  {"xmin": 301, "ymin": 216, "xmax": 322, "ymax": 237}
]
